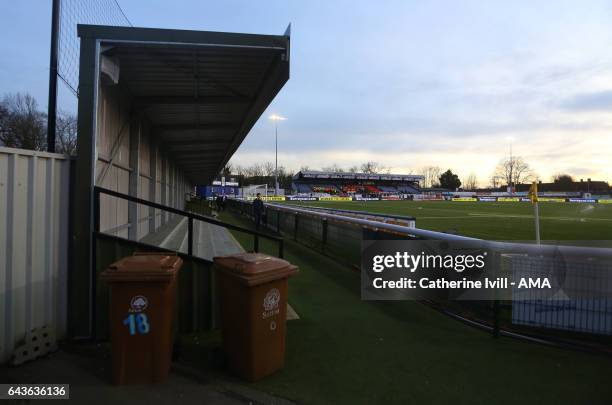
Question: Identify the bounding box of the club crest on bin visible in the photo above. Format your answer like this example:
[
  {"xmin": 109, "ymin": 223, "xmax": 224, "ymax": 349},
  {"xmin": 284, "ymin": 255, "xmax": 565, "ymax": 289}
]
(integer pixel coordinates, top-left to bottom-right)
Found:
[
  {"xmin": 130, "ymin": 295, "xmax": 148, "ymax": 312},
  {"xmin": 263, "ymin": 288, "xmax": 280, "ymax": 311}
]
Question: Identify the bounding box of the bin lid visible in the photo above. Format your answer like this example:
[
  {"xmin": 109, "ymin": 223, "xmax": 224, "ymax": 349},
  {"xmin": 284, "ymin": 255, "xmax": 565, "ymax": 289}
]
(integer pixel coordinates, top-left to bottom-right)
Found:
[
  {"xmin": 100, "ymin": 252, "xmax": 182, "ymax": 283},
  {"xmin": 213, "ymin": 253, "xmax": 297, "ymax": 286}
]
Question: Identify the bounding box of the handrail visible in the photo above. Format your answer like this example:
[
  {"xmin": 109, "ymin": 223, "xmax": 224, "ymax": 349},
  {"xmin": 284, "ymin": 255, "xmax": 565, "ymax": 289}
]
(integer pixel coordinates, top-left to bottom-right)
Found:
[
  {"xmin": 235, "ymin": 198, "xmax": 612, "ymax": 259},
  {"xmin": 286, "ymin": 203, "xmax": 417, "ymax": 221},
  {"xmin": 273, "ymin": 202, "xmax": 612, "ymax": 257},
  {"xmin": 94, "ymin": 186, "xmax": 284, "ymax": 258}
]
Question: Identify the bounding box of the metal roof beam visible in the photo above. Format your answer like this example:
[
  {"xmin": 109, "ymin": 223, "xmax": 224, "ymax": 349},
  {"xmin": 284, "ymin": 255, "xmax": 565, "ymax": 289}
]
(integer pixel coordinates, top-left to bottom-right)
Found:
[
  {"xmin": 135, "ymin": 95, "xmax": 251, "ymax": 106},
  {"xmin": 164, "ymin": 138, "xmax": 229, "ymax": 146},
  {"xmin": 176, "ymin": 150, "xmax": 224, "ymax": 162},
  {"xmin": 168, "ymin": 144, "xmax": 228, "ymax": 152},
  {"xmin": 155, "ymin": 123, "xmax": 238, "ymax": 131}
]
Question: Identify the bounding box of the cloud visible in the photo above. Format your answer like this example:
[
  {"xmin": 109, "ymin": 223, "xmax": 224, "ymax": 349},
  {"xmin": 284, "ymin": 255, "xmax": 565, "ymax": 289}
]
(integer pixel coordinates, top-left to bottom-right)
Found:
[{"xmin": 561, "ymin": 90, "xmax": 612, "ymax": 111}]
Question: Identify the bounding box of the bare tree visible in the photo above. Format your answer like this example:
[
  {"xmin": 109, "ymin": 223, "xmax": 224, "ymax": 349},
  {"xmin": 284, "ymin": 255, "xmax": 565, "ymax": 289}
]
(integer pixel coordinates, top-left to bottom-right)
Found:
[
  {"xmin": 242, "ymin": 164, "xmax": 254, "ymax": 177},
  {"xmin": 489, "ymin": 174, "xmax": 503, "ymax": 189},
  {"xmin": 418, "ymin": 166, "xmax": 441, "ymax": 188},
  {"xmin": 463, "ymin": 173, "xmax": 479, "ymax": 190},
  {"xmin": 322, "ymin": 163, "xmax": 344, "ymax": 172},
  {"xmin": 250, "ymin": 163, "xmax": 264, "ymax": 177},
  {"xmin": 0, "ymin": 93, "xmax": 47, "ymax": 151},
  {"xmin": 0, "ymin": 101, "xmax": 9, "ymax": 146},
  {"xmin": 263, "ymin": 161, "xmax": 275, "ymax": 177},
  {"xmin": 360, "ymin": 161, "xmax": 385, "ymax": 174},
  {"xmin": 299, "ymin": 165, "xmax": 311, "ymax": 172},
  {"xmin": 55, "ymin": 111, "xmax": 77, "ymax": 155},
  {"xmin": 348, "ymin": 165, "xmax": 359, "ymax": 173},
  {"xmin": 219, "ymin": 163, "xmax": 233, "ymax": 178},
  {"xmin": 494, "ymin": 156, "xmax": 534, "ymax": 188},
  {"xmin": 232, "ymin": 164, "xmax": 245, "ymax": 177}
]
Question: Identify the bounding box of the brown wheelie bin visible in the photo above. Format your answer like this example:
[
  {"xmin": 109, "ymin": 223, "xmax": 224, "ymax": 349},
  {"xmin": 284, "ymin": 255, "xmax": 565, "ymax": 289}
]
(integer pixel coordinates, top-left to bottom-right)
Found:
[
  {"xmin": 100, "ymin": 252, "xmax": 182, "ymax": 385},
  {"xmin": 214, "ymin": 253, "xmax": 298, "ymax": 381}
]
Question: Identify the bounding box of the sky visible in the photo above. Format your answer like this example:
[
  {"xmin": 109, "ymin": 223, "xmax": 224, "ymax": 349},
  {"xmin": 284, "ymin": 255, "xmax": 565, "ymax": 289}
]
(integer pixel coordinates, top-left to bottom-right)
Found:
[{"xmin": 1, "ymin": 1, "xmax": 612, "ymax": 186}]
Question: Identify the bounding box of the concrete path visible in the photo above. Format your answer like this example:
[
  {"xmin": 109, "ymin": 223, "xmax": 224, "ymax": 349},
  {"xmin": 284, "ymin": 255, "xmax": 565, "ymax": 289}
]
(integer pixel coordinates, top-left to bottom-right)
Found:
[
  {"xmin": 139, "ymin": 214, "xmax": 244, "ymax": 260},
  {"xmin": 192, "ymin": 219, "xmax": 244, "ymax": 260}
]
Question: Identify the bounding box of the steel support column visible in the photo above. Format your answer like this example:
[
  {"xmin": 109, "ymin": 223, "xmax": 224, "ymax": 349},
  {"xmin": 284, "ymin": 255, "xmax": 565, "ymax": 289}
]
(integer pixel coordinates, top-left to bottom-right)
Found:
[
  {"xmin": 71, "ymin": 37, "xmax": 99, "ymax": 337},
  {"xmin": 149, "ymin": 138, "xmax": 157, "ymax": 233},
  {"xmin": 127, "ymin": 116, "xmax": 141, "ymax": 240}
]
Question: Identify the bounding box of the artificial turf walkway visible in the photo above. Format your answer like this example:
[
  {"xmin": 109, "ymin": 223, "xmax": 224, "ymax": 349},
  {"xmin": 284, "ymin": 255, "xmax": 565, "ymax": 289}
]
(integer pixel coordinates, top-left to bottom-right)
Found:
[{"xmin": 191, "ymin": 210, "xmax": 612, "ymax": 405}]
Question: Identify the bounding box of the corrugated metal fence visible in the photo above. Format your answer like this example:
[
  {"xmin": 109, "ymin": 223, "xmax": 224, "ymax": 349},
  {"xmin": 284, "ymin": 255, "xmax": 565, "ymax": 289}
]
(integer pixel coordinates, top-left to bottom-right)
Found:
[{"xmin": 0, "ymin": 147, "xmax": 70, "ymax": 363}]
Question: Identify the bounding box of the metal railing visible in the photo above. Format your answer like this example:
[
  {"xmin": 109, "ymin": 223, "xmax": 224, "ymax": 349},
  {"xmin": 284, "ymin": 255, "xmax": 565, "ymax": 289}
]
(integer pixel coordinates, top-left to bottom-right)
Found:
[
  {"xmin": 227, "ymin": 198, "xmax": 612, "ymax": 350},
  {"xmin": 93, "ymin": 186, "xmax": 284, "ymax": 258},
  {"xmin": 283, "ymin": 203, "xmax": 417, "ymax": 226},
  {"xmin": 266, "ymin": 201, "xmax": 612, "ymax": 258}
]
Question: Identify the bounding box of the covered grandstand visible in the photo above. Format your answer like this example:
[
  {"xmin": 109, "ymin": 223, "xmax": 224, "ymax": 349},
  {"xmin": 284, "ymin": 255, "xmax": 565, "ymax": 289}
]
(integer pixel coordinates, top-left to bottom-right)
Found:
[
  {"xmin": 292, "ymin": 170, "xmax": 423, "ymax": 197},
  {"xmin": 72, "ymin": 24, "xmax": 290, "ymax": 337}
]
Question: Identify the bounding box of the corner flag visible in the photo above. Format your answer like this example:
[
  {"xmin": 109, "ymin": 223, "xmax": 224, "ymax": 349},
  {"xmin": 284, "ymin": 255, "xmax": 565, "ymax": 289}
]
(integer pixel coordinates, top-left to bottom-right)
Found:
[
  {"xmin": 529, "ymin": 181, "xmax": 541, "ymax": 244},
  {"xmin": 528, "ymin": 181, "xmax": 538, "ymax": 203}
]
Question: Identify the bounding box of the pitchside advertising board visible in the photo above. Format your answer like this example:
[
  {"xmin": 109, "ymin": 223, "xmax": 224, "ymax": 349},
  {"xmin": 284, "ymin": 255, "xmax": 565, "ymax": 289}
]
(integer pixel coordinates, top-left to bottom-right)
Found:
[
  {"xmin": 568, "ymin": 198, "xmax": 597, "ymax": 203},
  {"xmin": 285, "ymin": 196, "xmax": 318, "ymax": 201},
  {"xmin": 244, "ymin": 196, "xmax": 286, "ymax": 201},
  {"xmin": 319, "ymin": 196, "xmax": 352, "ymax": 201},
  {"xmin": 450, "ymin": 196, "xmax": 611, "ymax": 203},
  {"xmin": 537, "ymin": 197, "xmax": 564, "ymax": 202},
  {"xmin": 241, "ymin": 195, "xmax": 612, "ymax": 203},
  {"xmin": 452, "ymin": 197, "xmax": 477, "ymax": 202}
]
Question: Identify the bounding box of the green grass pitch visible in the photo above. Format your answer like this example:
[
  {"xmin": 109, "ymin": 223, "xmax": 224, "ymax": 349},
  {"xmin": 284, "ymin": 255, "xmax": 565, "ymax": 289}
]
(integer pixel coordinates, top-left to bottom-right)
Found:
[{"xmin": 283, "ymin": 200, "xmax": 612, "ymax": 242}]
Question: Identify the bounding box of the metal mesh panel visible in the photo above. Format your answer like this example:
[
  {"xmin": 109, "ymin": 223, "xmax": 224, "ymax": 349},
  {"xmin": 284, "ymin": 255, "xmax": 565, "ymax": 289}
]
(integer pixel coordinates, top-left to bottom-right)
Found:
[
  {"xmin": 325, "ymin": 221, "xmax": 362, "ymax": 267},
  {"xmin": 58, "ymin": 0, "xmax": 132, "ymax": 96},
  {"xmin": 278, "ymin": 210, "xmax": 296, "ymax": 237},
  {"xmin": 509, "ymin": 255, "xmax": 612, "ymax": 335},
  {"xmin": 266, "ymin": 207, "xmax": 280, "ymax": 231},
  {"xmin": 295, "ymin": 214, "xmax": 324, "ymax": 251}
]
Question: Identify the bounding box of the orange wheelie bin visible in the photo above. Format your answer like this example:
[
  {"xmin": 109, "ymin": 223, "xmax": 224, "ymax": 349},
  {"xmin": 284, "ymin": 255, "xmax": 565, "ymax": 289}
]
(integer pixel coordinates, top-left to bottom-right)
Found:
[
  {"xmin": 214, "ymin": 253, "xmax": 298, "ymax": 381},
  {"xmin": 100, "ymin": 252, "xmax": 182, "ymax": 385}
]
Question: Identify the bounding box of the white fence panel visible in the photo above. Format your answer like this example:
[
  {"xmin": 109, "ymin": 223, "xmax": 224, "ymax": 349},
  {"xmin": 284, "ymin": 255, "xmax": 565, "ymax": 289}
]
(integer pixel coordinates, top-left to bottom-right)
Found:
[{"xmin": 0, "ymin": 147, "xmax": 70, "ymax": 363}]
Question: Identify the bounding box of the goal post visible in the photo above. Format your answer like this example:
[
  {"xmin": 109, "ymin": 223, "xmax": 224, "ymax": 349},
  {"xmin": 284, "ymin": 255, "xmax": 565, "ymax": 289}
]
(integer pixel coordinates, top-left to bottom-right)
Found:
[{"xmin": 242, "ymin": 184, "xmax": 269, "ymax": 199}]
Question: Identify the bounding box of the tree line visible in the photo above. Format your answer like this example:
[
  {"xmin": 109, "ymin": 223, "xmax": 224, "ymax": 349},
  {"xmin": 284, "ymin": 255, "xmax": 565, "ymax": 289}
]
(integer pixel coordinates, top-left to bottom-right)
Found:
[
  {"xmin": 417, "ymin": 155, "xmax": 537, "ymax": 191},
  {"xmin": 0, "ymin": 92, "xmax": 77, "ymax": 155},
  {"xmin": 226, "ymin": 156, "xmax": 597, "ymax": 192}
]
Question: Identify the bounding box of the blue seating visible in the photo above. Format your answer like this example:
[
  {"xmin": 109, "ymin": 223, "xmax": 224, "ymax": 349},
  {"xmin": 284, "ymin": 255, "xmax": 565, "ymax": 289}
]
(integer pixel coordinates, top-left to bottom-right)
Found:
[
  {"xmin": 294, "ymin": 183, "xmax": 313, "ymax": 193},
  {"xmin": 397, "ymin": 185, "xmax": 420, "ymax": 194},
  {"xmin": 379, "ymin": 186, "xmax": 398, "ymax": 192}
]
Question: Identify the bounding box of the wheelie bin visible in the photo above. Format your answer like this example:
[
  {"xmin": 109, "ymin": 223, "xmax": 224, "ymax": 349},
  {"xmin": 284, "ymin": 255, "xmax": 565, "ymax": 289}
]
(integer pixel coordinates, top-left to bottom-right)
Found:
[
  {"xmin": 100, "ymin": 252, "xmax": 182, "ymax": 385},
  {"xmin": 214, "ymin": 253, "xmax": 298, "ymax": 381}
]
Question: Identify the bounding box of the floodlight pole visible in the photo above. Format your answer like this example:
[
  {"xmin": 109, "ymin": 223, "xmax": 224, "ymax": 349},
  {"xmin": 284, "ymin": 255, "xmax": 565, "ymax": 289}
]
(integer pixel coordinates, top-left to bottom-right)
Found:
[
  {"xmin": 47, "ymin": 0, "xmax": 61, "ymax": 153},
  {"xmin": 275, "ymin": 122, "xmax": 279, "ymax": 196}
]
